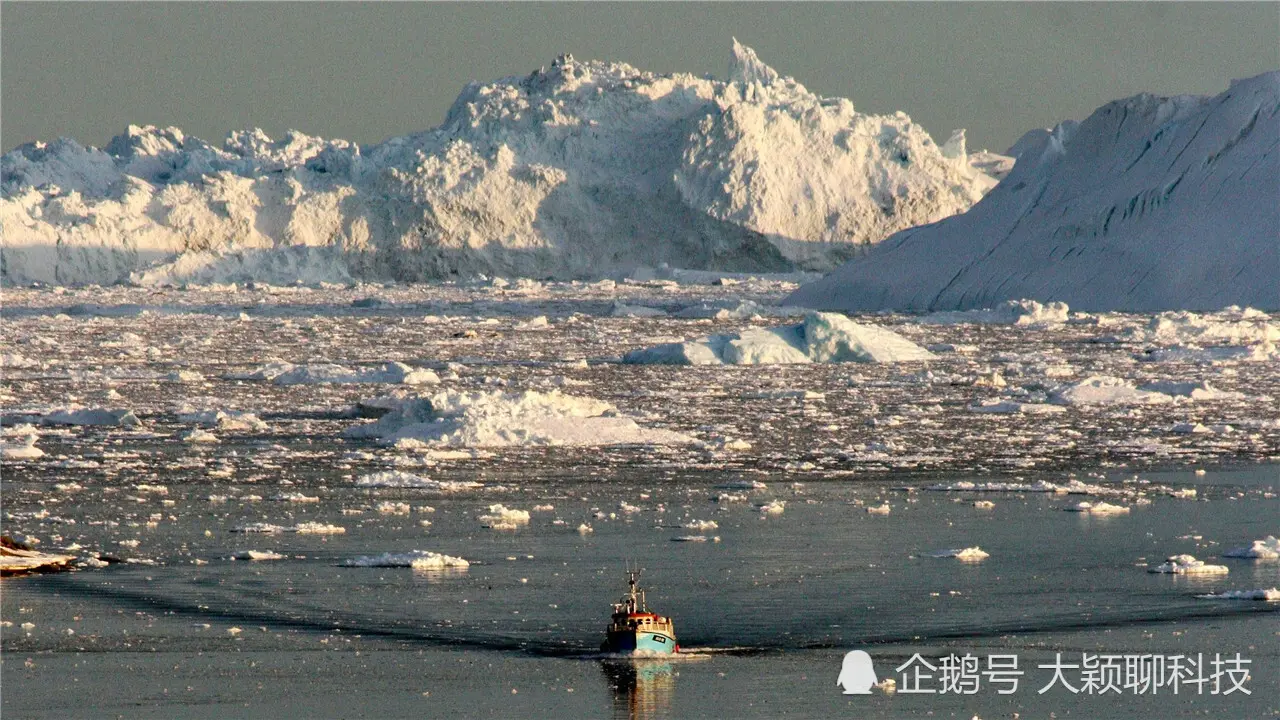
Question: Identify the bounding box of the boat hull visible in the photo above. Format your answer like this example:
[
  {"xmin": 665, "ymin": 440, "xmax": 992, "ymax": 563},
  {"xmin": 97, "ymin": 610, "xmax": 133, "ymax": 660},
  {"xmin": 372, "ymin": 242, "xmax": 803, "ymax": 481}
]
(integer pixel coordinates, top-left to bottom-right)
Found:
[{"xmin": 602, "ymin": 629, "xmax": 677, "ymax": 655}]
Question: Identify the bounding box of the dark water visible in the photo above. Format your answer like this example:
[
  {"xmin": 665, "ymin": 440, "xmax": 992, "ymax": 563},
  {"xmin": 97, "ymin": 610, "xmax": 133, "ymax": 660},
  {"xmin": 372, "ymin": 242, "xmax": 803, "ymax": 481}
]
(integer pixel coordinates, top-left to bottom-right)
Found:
[{"xmin": 4, "ymin": 465, "xmax": 1278, "ymax": 718}]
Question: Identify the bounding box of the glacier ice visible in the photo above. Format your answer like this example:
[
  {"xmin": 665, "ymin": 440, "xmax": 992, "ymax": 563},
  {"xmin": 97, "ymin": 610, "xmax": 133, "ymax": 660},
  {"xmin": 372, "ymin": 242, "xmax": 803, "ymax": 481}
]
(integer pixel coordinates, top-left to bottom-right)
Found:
[
  {"xmin": 1, "ymin": 42, "xmax": 999, "ymax": 287},
  {"xmin": 786, "ymin": 72, "xmax": 1280, "ymax": 313}
]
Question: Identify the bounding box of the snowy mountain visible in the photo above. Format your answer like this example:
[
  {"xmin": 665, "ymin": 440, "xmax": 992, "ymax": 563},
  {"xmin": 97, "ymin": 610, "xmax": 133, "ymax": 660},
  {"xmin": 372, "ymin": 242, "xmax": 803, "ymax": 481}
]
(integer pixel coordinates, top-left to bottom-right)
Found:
[
  {"xmin": 1, "ymin": 41, "xmax": 1000, "ymax": 286},
  {"xmin": 786, "ymin": 72, "xmax": 1280, "ymax": 313}
]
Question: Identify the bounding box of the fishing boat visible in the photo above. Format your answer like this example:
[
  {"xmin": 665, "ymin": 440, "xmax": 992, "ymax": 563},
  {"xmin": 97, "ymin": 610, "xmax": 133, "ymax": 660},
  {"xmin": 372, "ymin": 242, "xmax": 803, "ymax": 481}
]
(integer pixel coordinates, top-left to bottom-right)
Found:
[{"xmin": 601, "ymin": 568, "xmax": 678, "ymax": 655}]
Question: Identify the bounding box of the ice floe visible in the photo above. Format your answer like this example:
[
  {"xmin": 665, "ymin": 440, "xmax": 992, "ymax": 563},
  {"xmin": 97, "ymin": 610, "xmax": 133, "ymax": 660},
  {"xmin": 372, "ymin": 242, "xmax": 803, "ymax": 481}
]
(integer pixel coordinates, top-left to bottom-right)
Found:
[
  {"xmin": 233, "ymin": 522, "xmax": 346, "ymax": 535},
  {"xmin": 479, "ymin": 504, "xmax": 531, "ymax": 530},
  {"xmin": 1, "ymin": 426, "xmax": 44, "ymax": 460},
  {"xmin": 928, "ymin": 547, "xmax": 989, "ymax": 561},
  {"xmin": 177, "ymin": 409, "xmax": 268, "ymax": 432},
  {"xmin": 919, "ymin": 300, "xmax": 1072, "ymax": 326},
  {"xmin": 237, "ymin": 361, "xmax": 440, "ymax": 385},
  {"xmin": 1222, "ymin": 536, "xmax": 1280, "ymax": 559},
  {"xmin": 341, "ymin": 551, "xmax": 469, "ymax": 570},
  {"xmin": 345, "ymin": 389, "xmax": 694, "ymax": 447},
  {"xmin": 1196, "ymin": 588, "xmax": 1280, "ymax": 601},
  {"xmin": 354, "ymin": 471, "xmax": 483, "ymax": 491},
  {"xmin": 1065, "ymin": 501, "xmax": 1130, "ymax": 516},
  {"xmin": 622, "ymin": 311, "xmax": 933, "ymax": 365},
  {"xmin": 36, "ymin": 406, "xmax": 141, "ymax": 427},
  {"xmin": 231, "ymin": 550, "xmax": 286, "ymax": 561},
  {"xmin": 1148, "ymin": 555, "xmax": 1229, "ymax": 574},
  {"xmin": 970, "ymin": 400, "xmax": 1066, "ymax": 415},
  {"xmin": 1050, "ymin": 376, "xmax": 1174, "ymax": 406}
]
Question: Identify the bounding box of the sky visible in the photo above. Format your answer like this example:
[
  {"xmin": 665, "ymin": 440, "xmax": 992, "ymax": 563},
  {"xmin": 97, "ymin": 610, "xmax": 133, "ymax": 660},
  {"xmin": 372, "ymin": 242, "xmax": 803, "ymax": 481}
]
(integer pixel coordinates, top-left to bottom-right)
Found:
[{"xmin": 3, "ymin": 2, "xmax": 1278, "ymax": 154}]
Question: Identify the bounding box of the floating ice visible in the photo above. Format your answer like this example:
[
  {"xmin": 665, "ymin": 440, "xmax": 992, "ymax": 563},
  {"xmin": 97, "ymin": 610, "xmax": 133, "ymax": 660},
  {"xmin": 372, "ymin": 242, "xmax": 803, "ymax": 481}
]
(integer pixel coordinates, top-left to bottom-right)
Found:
[
  {"xmin": 929, "ymin": 547, "xmax": 989, "ymax": 561},
  {"xmin": 1222, "ymin": 536, "xmax": 1280, "ymax": 559},
  {"xmin": 1050, "ymin": 376, "xmax": 1174, "ymax": 406},
  {"xmin": 970, "ymin": 400, "xmax": 1066, "ymax": 415},
  {"xmin": 273, "ymin": 493, "xmax": 319, "ymax": 503},
  {"xmin": 237, "ymin": 361, "xmax": 440, "ymax": 386},
  {"xmin": 233, "ymin": 522, "xmax": 344, "ymax": 535},
  {"xmin": 354, "ymin": 471, "xmax": 483, "ymax": 491},
  {"xmin": 684, "ymin": 520, "xmax": 719, "ymax": 532},
  {"xmin": 865, "ymin": 503, "xmax": 892, "ymax": 515},
  {"xmin": 623, "ymin": 312, "xmax": 933, "ymax": 365},
  {"xmin": 177, "ymin": 409, "xmax": 268, "ymax": 432},
  {"xmin": 757, "ymin": 500, "xmax": 786, "ymax": 515},
  {"xmin": 1196, "ymin": 588, "xmax": 1280, "ymax": 601},
  {"xmin": 340, "ymin": 551, "xmax": 469, "ymax": 570},
  {"xmin": 919, "ymin": 300, "xmax": 1071, "ymax": 326},
  {"xmin": 345, "ymin": 389, "xmax": 695, "ymax": 447},
  {"xmin": 479, "ymin": 504, "xmax": 531, "ymax": 530},
  {"xmin": 231, "ymin": 550, "xmax": 286, "ymax": 561},
  {"xmin": 1065, "ymin": 501, "xmax": 1130, "ymax": 516},
  {"xmin": 37, "ymin": 406, "xmax": 141, "ymax": 427},
  {"xmin": 0, "ymin": 426, "xmax": 44, "ymax": 460},
  {"xmin": 1136, "ymin": 380, "xmax": 1245, "ymax": 401},
  {"xmin": 181, "ymin": 428, "xmax": 220, "ymax": 444},
  {"xmin": 785, "ymin": 73, "xmax": 1280, "ymax": 313},
  {"xmin": 2, "ymin": 41, "xmax": 997, "ymax": 286},
  {"xmin": 1149, "ymin": 555, "xmax": 1228, "ymax": 574},
  {"xmin": 293, "ymin": 522, "xmax": 346, "ymax": 535}
]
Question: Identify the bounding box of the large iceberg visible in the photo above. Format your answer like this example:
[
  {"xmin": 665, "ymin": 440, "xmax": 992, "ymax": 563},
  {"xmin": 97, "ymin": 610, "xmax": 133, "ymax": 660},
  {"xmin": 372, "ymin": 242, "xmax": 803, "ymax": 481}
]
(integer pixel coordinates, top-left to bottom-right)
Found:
[
  {"xmin": 622, "ymin": 311, "xmax": 934, "ymax": 365},
  {"xmin": 785, "ymin": 72, "xmax": 1280, "ymax": 313},
  {"xmin": 1, "ymin": 42, "xmax": 1000, "ymax": 286}
]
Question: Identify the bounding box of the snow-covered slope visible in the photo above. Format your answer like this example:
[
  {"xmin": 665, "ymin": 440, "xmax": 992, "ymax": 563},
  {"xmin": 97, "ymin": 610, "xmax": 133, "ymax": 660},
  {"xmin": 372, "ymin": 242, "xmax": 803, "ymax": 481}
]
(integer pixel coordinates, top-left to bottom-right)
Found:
[
  {"xmin": 786, "ymin": 72, "xmax": 1280, "ymax": 313},
  {"xmin": 1, "ymin": 41, "xmax": 999, "ymax": 286}
]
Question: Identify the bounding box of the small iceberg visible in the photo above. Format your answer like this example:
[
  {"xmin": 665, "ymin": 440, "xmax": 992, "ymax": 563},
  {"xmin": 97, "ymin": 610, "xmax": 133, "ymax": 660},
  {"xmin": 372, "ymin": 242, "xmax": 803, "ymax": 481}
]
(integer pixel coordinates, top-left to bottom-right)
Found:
[
  {"xmin": 928, "ymin": 547, "xmax": 990, "ymax": 561},
  {"xmin": 1148, "ymin": 554, "xmax": 1228, "ymax": 574},
  {"xmin": 622, "ymin": 311, "xmax": 933, "ymax": 366},
  {"xmin": 231, "ymin": 550, "xmax": 287, "ymax": 561},
  {"xmin": 479, "ymin": 504, "xmax": 531, "ymax": 530},
  {"xmin": 1222, "ymin": 536, "xmax": 1280, "ymax": 559},
  {"xmin": 1065, "ymin": 501, "xmax": 1130, "ymax": 516},
  {"xmin": 345, "ymin": 389, "xmax": 694, "ymax": 448},
  {"xmin": 237, "ymin": 361, "xmax": 440, "ymax": 386},
  {"xmin": 1196, "ymin": 588, "xmax": 1280, "ymax": 602},
  {"xmin": 355, "ymin": 471, "xmax": 483, "ymax": 491},
  {"xmin": 341, "ymin": 551, "xmax": 469, "ymax": 570}
]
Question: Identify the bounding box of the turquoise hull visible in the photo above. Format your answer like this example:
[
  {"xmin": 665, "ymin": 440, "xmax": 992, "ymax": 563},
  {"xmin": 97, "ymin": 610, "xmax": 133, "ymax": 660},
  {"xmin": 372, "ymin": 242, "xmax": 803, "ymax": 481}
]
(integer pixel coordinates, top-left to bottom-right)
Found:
[{"xmin": 603, "ymin": 629, "xmax": 677, "ymax": 655}]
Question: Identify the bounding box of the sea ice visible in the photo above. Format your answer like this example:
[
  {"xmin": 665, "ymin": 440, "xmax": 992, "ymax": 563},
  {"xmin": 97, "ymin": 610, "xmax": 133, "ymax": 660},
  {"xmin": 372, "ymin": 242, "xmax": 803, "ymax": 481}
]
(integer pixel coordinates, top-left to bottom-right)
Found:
[
  {"xmin": 238, "ymin": 361, "xmax": 440, "ymax": 385},
  {"xmin": 38, "ymin": 406, "xmax": 141, "ymax": 427},
  {"xmin": 345, "ymin": 389, "xmax": 695, "ymax": 447},
  {"xmin": 1222, "ymin": 536, "xmax": 1280, "ymax": 559},
  {"xmin": 1065, "ymin": 501, "xmax": 1131, "ymax": 516},
  {"xmin": 0, "ymin": 426, "xmax": 44, "ymax": 460},
  {"xmin": 479, "ymin": 504, "xmax": 531, "ymax": 530},
  {"xmin": 622, "ymin": 312, "xmax": 933, "ymax": 365},
  {"xmin": 341, "ymin": 551, "xmax": 469, "ymax": 570},
  {"xmin": 1148, "ymin": 555, "xmax": 1228, "ymax": 574},
  {"xmin": 929, "ymin": 547, "xmax": 989, "ymax": 561},
  {"xmin": 355, "ymin": 471, "xmax": 483, "ymax": 491},
  {"xmin": 1049, "ymin": 376, "xmax": 1174, "ymax": 406},
  {"xmin": 231, "ymin": 550, "xmax": 286, "ymax": 561},
  {"xmin": 1196, "ymin": 588, "xmax": 1280, "ymax": 601},
  {"xmin": 919, "ymin": 300, "xmax": 1071, "ymax": 326}
]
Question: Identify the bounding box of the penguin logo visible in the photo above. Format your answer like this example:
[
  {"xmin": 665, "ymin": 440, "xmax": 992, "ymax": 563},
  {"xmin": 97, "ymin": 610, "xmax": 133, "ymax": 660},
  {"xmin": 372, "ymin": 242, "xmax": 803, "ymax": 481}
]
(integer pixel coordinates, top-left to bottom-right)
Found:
[{"xmin": 836, "ymin": 650, "xmax": 877, "ymax": 694}]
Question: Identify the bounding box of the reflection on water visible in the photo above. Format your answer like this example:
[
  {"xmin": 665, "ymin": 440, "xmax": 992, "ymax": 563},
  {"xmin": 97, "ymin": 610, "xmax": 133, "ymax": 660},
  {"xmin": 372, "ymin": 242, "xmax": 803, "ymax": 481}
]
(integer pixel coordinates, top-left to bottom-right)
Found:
[{"xmin": 602, "ymin": 659, "xmax": 675, "ymax": 720}]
